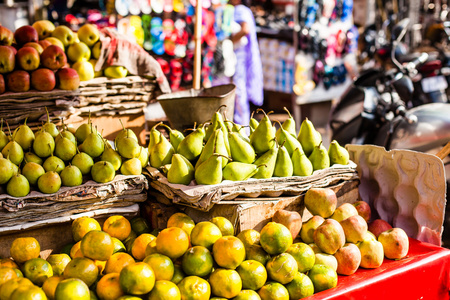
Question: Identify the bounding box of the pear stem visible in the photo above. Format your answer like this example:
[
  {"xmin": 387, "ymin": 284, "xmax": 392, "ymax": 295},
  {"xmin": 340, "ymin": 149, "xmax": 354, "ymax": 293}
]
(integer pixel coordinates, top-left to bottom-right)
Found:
[
  {"xmin": 119, "ymin": 119, "xmax": 125, "ymax": 130},
  {"xmin": 274, "ymin": 120, "xmax": 283, "ymax": 128},
  {"xmin": 256, "ymin": 164, "xmax": 267, "ymax": 169},
  {"xmin": 283, "ymin": 107, "xmax": 293, "ymax": 119},
  {"xmin": 45, "ymin": 106, "xmax": 50, "ymax": 123},
  {"xmin": 159, "ymin": 123, "xmax": 173, "ymax": 133},
  {"xmin": 250, "ymin": 111, "xmax": 255, "ymax": 119},
  {"xmin": 24, "ymin": 117, "xmax": 28, "ymax": 126},
  {"xmin": 5, "ymin": 120, "xmax": 12, "ymax": 137},
  {"xmin": 216, "ymin": 104, "xmax": 227, "ymax": 113},
  {"xmin": 0, "ymin": 118, "xmax": 3, "ymax": 132},
  {"xmin": 280, "ymin": 140, "xmax": 286, "ymax": 148},
  {"xmin": 213, "ymin": 153, "xmax": 232, "ymax": 161}
]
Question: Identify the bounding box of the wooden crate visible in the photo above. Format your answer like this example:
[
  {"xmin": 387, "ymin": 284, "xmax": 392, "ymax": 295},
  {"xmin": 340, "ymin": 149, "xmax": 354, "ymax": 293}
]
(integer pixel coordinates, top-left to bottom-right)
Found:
[{"xmin": 144, "ymin": 179, "xmax": 359, "ymax": 234}]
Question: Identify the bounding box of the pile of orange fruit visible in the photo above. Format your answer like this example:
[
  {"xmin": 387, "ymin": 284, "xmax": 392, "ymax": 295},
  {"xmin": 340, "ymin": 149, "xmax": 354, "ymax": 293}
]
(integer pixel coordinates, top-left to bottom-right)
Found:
[{"xmin": 0, "ymin": 213, "xmax": 337, "ymax": 300}]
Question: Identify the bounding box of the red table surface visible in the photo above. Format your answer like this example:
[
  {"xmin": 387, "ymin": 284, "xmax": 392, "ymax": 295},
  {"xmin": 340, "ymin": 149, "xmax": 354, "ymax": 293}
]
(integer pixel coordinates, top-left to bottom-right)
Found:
[{"xmin": 305, "ymin": 238, "xmax": 450, "ymax": 299}]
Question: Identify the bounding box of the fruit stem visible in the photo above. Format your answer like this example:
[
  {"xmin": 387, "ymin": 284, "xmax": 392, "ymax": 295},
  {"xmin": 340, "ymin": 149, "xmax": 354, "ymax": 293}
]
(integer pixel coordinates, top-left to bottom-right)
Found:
[
  {"xmin": 24, "ymin": 117, "xmax": 28, "ymax": 126},
  {"xmin": 5, "ymin": 120, "xmax": 12, "ymax": 137},
  {"xmin": 0, "ymin": 118, "xmax": 3, "ymax": 132},
  {"xmin": 45, "ymin": 106, "xmax": 50, "ymax": 123},
  {"xmin": 216, "ymin": 104, "xmax": 227, "ymax": 113},
  {"xmin": 119, "ymin": 119, "xmax": 125, "ymax": 130},
  {"xmin": 256, "ymin": 164, "xmax": 267, "ymax": 169},
  {"xmin": 283, "ymin": 107, "xmax": 293, "ymax": 119},
  {"xmin": 213, "ymin": 153, "xmax": 232, "ymax": 161}
]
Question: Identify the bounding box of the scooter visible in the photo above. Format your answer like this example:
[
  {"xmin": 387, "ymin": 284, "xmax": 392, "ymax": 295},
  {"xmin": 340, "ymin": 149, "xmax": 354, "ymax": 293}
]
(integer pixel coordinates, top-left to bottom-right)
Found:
[{"xmin": 329, "ymin": 18, "xmax": 450, "ymax": 173}]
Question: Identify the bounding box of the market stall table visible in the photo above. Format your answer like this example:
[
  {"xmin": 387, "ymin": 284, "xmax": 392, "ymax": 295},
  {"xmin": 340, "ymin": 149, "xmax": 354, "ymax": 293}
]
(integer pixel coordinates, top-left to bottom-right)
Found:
[{"xmin": 307, "ymin": 238, "xmax": 450, "ymax": 299}]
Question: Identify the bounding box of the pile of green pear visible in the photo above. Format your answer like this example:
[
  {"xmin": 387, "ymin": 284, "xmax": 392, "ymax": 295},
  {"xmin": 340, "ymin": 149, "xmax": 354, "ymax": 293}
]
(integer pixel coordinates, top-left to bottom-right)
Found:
[
  {"xmin": 149, "ymin": 106, "xmax": 350, "ymax": 186},
  {"xmin": 0, "ymin": 110, "xmax": 148, "ymax": 198}
]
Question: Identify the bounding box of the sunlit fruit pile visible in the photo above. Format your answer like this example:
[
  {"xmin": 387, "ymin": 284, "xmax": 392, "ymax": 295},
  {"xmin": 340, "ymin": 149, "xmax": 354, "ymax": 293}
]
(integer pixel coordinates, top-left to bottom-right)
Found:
[
  {"xmin": 0, "ymin": 194, "xmax": 409, "ymax": 300},
  {"xmin": 0, "ymin": 21, "xmax": 129, "ymax": 94},
  {"xmin": 149, "ymin": 106, "xmax": 350, "ymax": 185},
  {"xmin": 0, "ymin": 112, "xmax": 148, "ymax": 197}
]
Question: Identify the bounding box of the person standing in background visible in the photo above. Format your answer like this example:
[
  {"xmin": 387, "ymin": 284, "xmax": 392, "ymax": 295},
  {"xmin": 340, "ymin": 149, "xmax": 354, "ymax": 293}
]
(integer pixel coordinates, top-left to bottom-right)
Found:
[{"xmin": 229, "ymin": 0, "xmax": 264, "ymax": 126}]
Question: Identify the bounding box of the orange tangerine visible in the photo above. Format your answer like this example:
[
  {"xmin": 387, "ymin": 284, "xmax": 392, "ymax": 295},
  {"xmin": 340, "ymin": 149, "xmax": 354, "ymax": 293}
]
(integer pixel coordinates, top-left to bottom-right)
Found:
[
  {"xmin": 9, "ymin": 237, "xmax": 40, "ymax": 264},
  {"xmin": 47, "ymin": 254, "xmax": 71, "ymax": 276},
  {"xmin": 119, "ymin": 262, "xmax": 155, "ymax": 295},
  {"xmin": 181, "ymin": 246, "xmax": 213, "ymax": 277},
  {"xmin": 144, "ymin": 239, "xmax": 158, "ymax": 257},
  {"xmin": 307, "ymin": 264, "xmax": 338, "ymax": 293},
  {"xmin": 190, "ymin": 221, "xmax": 222, "ymax": 250},
  {"xmin": 259, "ymin": 222, "xmax": 293, "ymax": 255},
  {"xmin": 80, "ymin": 230, "xmax": 114, "ymax": 261},
  {"xmin": 285, "ymin": 272, "xmax": 314, "ymax": 299},
  {"xmin": 0, "ymin": 277, "xmax": 33, "ymax": 300},
  {"xmin": 10, "ymin": 285, "xmax": 47, "ymax": 300},
  {"xmin": 212, "ymin": 236, "xmax": 246, "ymax": 269},
  {"xmin": 232, "ymin": 289, "xmax": 261, "ymax": 300},
  {"xmin": 156, "ymin": 227, "xmax": 189, "ymax": 260},
  {"xmin": 54, "ymin": 278, "xmax": 90, "ymax": 300},
  {"xmin": 285, "ymin": 243, "xmax": 315, "ymax": 273},
  {"xmin": 237, "ymin": 229, "xmax": 260, "ymax": 249},
  {"xmin": 148, "ymin": 280, "xmax": 181, "ymax": 300},
  {"xmin": 116, "ymin": 296, "xmax": 142, "ymax": 300},
  {"xmin": 0, "ymin": 258, "xmax": 18, "ymax": 269},
  {"xmin": 72, "ymin": 217, "xmax": 101, "ymax": 242},
  {"xmin": 103, "ymin": 215, "xmax": 132, "ymax": 241},
  {"xmin": 42, "ymin": 276, "xmax": 64, "ymax": 300},
  {"xmin": 245, "ymin": 244, "xmax": 271, "ymax": 266},
  {"xmin": 143, "ymin": 253, "xmax": 174, "ymax": 281},
  {"xmin": 210, "ymin": 217, "xmax": 234, "ymax": 236},
  {"xmin": 130, "ymin": 233, "xmax": 156, "ymax": 261},
  {"xmin": 22, "ymin": 258, "xmax": 53, "ymax": 286},
  {"xmin": 236, "ymin": 260, "xmax": 267, "ymax": 290},
  {"xmin": 266, "ymin": 253, "xmax": 298, "ymax": 285},
  {"xmin": 70, "ymin": 241, "xmax": 84, "ymax": 259},
  {"xmin": 167, "ymin": 212, "xmax": 196, "ymax": 236},
  {"xmin": 104, "ymin": 252, "xmax": 135, "ymax": 274},
  {"xmin": 0, "ymin": 267, "xmax": 19, "ymax": 286},
  {"xmin": 257, "ymin": 281, "xmax": 289, "ymax": 300},
  {"xmin": 63, "ymin": 257, "xmax": 99, "ymax": 287},
  {"xmin": 209, "ymin": 268, "xmax": 242, "ymax": 299},
  {"xmin": 96, "ymin": 273, "xmax": 125, "ymax": 300},
  {"xmin": 177, "ymin": 276, "xmax": 210, "ymax": 300}
]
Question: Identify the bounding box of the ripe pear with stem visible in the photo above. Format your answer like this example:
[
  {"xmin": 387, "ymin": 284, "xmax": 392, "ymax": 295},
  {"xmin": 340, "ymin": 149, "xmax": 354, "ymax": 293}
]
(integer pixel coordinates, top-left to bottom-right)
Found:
[
  {"xmin": 81, "ymin": 125, "xmax": 104, "ymax": 158},
  {"xmin": 55, "ymin": 131, "xmax": 77, "ymax": 161},
  {"xmin": 195, "ymin": 153, "xmax": 231, "ymax": 185},
  {"xmin": 228, "ymin": 131, "xmax": 255, "ymax": 164},
  {"xmin": 160, "ymin": 123, "xmax": 184, "ymax": 153},
  {"xmin": 308, "ymin": 141, "xmax": 330, "ymax": 171},
  {"xmin": 117, "ymin": 129, "xmax": 140, "ymax": 159},
  {"xmin": 91, "ymin": 161, "xmax": 115, "ymax": 183},
  {"xmin": 167, "ymin": 154, "xmax": 194, "ymax": 185},
  {"xmin": 177, "ymin": 123, "xmax": 205, "ymax": 161},
  {"xmin": 252, "ymin": 142, "xmax": 278, "ymax": 179},
  {"xmin": 60, "ymin": 164, "xmax": 83, "ymax": 187},
  {"xmin": 292, "ymin": 147, "xmax": 313, "ymax": 176},
  {"xmin": 328, "ymin": 140, "xmax": 349, "ymax": 166},
  {"xmin": 274, "ymin": 120, "xmax": 303, "ymax": 157},
  {"xmin": 297, "ymin": 118, "xmax": 322, "ymax": 157},
  {"xmin": 7, "ymin": 173, "xmax": 30, "ymax": 197},
  {"xmin": 280, "ymin": 107, "xmax": 297, "ymax": 137},
  {"xmin": 204, "ymin": 105, "xmax": 228, "ymax": 142},
  {"xmin": 43, "ymin": 145, "xmax": 65, "ymax": 174},
  {"xmin": 55, "ymin": 119, "xmax": 77, "ymax": 146},
  {"xmin": 42, "ymin": 107, "xmax": 60, "ymax": 138},
  {"xmin": 195, "ymin": 129, "xmax": 229, "ymax": 169},
  {"xmin": 147, "ymin": 122, "xmax": 163, "ymax": 151},
  {"xmin": 13, "ymin": 117, "xmax": 35, "ymax": 150},
  {"xmin": 71, "ymin": 148, "xmax": 94, "ymax": 175},
  {"xmin": 273, "ymin": 141, "xmax": 293, "ymax": 177},
  {"xmin": 0, "ymin": 156, "xmax": 14, "ymax": 184},
  {"xmin": 121, "ymin": 157, "xmax": 142, "ymax": 175},
  {"xmin": 249, "ymin": 111, "xmax": 259, "ymax": 134},
  {"xmin": 223, "ymin": 162, "xmax": 266, "ymax": 181},
  {"xmin": 250, "ymin": 109, "xmax": 276, "ymax": 155},
  {"xmin": 0, "ymin": 119, "xmax": 9, "ymax": 152},
  {"xmin": 75, "ymin": 111, "xmax": 97, "ymax": 143},
  {"xmin": 115, "ymin": 119, "xmax": 138, "ymax": 148},
  {"xmin": 100, "ymin": 139, "xmax": 122, "ymax": 171},
  {"xmin": 22, "ymin": 161, "xmax": 45, "ymax": 185},
  {"xmin": 24, "ymin": 150, "xmax": 43, "ymax": 165},
  {"xmin": 138, "ymin": 147, "xmax": 149, "ymax": 168},
  {"xmin": 33, "ymin": 127, "xmax": 55, "ymax": 158},
  {"xmin": 38, "ymin": 169, "xmax": 62, "ymax": 194},
  {"xmin": 150, "ymin": 131, "xmax": 175, "ymax": 169},
  {"xmin": 2, "ymin": 122, "xmax": 24, "ymax": 166}
]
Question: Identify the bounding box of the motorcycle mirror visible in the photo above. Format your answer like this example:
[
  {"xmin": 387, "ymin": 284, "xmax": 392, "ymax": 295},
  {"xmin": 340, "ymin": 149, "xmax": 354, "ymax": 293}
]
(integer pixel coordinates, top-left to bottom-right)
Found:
[{"xmin": 391, "ymin": 18, "xmax": 410, "ymax": 42}]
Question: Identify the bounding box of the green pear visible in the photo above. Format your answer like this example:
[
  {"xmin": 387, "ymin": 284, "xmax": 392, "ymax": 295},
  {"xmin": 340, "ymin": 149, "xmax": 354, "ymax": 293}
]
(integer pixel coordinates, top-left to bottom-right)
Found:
[
  {"xmin": 71, "ymin": 150, "xmax": 94, "ymax": 175},
  {"xmin": 292, "ymin": 147, "xmax": 313, "ymax": 176},
  {"xmin": 0, "ymin": 157, "xmax": 14, "ymax": 184},
  {"xmin": 160, "ymin": 124, "xmax": 184, "ymax": 153},
  {"xmin": 228, "ymin": 131, "xmax": 255, "ymax": 164},
  {"xmin": 150, "ymin": 132, "xmax": 175, "ymax": 169},
  {"xmin": 195, "ymin": 153, "xmax": 229, "ymax": 185},
  {"xmin": 115, "ymin": 119, "xmax": 138, "ymax": 147},
  {"xmin": 55, "ymin": 133, "xmax": 77, "ymax": 161},
  {"xmin": 13, "ymin": 118, "xmax": 35, "ymax": 150},
  {"xmin": 100, "ymin": 141, "xmax": 122, "ymax": 171},
  {"xmin": 252, "ymin": 145, "xmax": 278, "ymax": 179},
  {"xmin": 42, "ymin": 107, "xmax": 59, "ymax": 138},
  {"xmin": 38, "ymin": 170, "xmax": 61, "ymax": 194},
  {"xmin": 297, "ymin": 118, "xmax": 322, "ymax": 157},
  {"xmin": 81, "ymin": 126, "xmax": 104, "ymax": 158},
  {"xmin": 167, "ymin": 154, "xmax": 194, "ymax": 185},
  {"xmin": 223, "ymin": 162, "xmax": 264, "ymax": 181},
  {"xmin": 274, "ymin": 120, "xmax": 303, "ymax": 156},
  {"xmin": 204, "ymin": 105, "xmax": 228, "ymax": 142},
  {"xmin": 91, "ymin": 161, "xmax": 115, "ymax": 183},
  {"xmin": 308, "ymin": 142, "xmax": 330, "ymax": 171},
  {"xmin": 2, "ymin": 140, "xmax": 24, "ymax": 166},
  {"xmin": 24, "ymin": 151, "xmax": 43, "ymax": 165},
  {"xmin": 328, "ymin": 140, "xmax": 349, "ymax": 165},
  {"xmin": 0, "ymin": 119, "xmax": 9, "ymax": 152},
  {"xmin": 273, "ymin": 143, "xmax": 293, "ymax": 177},
  {"xmin": 55, "ymin": 121, "xmax": 77, "ymax": 146},
  {"xmin": 195, "ymin": 129, "xmax": 229, "ymax": 169},
  {"xmin": 60, "ymin": 164, "xmax": 83, "ymax": 187},
  {"xmin": 116, "ymin": 131, "xmax": 140, "ymax": 159},
  {"xmin": 33, "ymin": 129, "xmax": 55, "ymax": 158},
  {"xmin": 176, "ymin": 124, "xmax": 205, "ymax": 161},
  {"xmin": 43, "ymin": 151, "xmax": 65, "ymax": 174},
  {"xmin": 22, "ymin": 161, "xmax": 45, "ymax": 185},
  {"xmin": 250, "ymin": 109, "xmax": 276, "ymax": 154},
  {"xmin": 75, "ymin": 112, "xmax": 97, "ymax": 143},
  {"xmin": 147, "ymin": 122, "xmax": 163, "ymax": 151},
  {"xmin": 7, "ymin": 174, "xmax": 30, "ymax": 197},
  {"xmin": 249, "ymin": 111, "xmax": 259, "ymax": 134},
  {"xmin": 280, "ymin": 107, "xmax": 297, "ymax": 137},
  {"xmin": 138, "ymin": 147, "xmax": 149, "ymax": 168},
  {"xmin": 121, "ymin": 158, "xmax": 142, "ymax": 175}
]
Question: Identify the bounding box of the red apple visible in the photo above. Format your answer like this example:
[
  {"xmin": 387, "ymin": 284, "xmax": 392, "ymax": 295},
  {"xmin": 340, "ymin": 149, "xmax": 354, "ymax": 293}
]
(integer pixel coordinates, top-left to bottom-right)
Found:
[
  {"xmin": 368, "ymin": 219, "xmax": 393, "ymax": 239},
  {"xmin": 313, "ymin": 219, "xmax": 346, "ymax": 255},
  {"xmin": 16, "ymin": 46, "xmax": 40, "ymax": 71},
  {"xmin": 334, "ymin": 243, "xmax": 361, "ymax": 275},
  {"xmin": 0, "ymin": 25, "xmax": 14, "ymax": 46},
  {"xmin": 31, "ymin": 68, "xmax": 56, "ymax": 91},
  {"xmin": 5, "ymin": 45, "xmax": 17, "ymax": 55},
  {"xmin": 353, "ymin": 201, "xmax": 371, "ymax": 223},
  {"xmin": 7, "ymin": 70, "xmax": 30, "ymax": 92},
  {"xmin": 14, "ymin": 25, "xmax": 38, "ymax": 46},
  {"xmin": 23, "ymin": 42, "xmax": 44, "ymax": 55},
  {"xmin": 56, "ymin": 68, "xmax": 80, "ymax": 90},
  {"xmin": 0, "ymin": 46, "xmax": 15, "ymax": 74},
  {"xmin": 340, "ymin": 215, "xmax": 368, "ymax": 243},
  {"xmin": 38, "ymin": 40, "xmax": 52, "ymax": 50},
  {"xmin": 40, "ymin": 45, "xmax": 67, "ymax": 70},
  {"xmin": 0, "ymin": 74, "xmax": 5, "ymax": 94}
]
